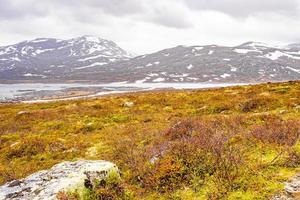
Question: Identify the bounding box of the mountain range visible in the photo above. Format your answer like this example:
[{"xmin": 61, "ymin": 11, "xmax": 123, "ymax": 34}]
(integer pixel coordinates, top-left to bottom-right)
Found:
[{"xmin": 0, "ymin": 36, "xmax": 300, "ymax": 83}]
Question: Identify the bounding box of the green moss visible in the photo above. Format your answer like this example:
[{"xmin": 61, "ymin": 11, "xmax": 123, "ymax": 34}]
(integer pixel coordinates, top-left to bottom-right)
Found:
[
  {"xmin": 110, "ymin": 114, "xmax": 130, "ymax": 123},
  {"xmin": 106, "ymin": 168, "xmax": 121, "ymax": 185}
]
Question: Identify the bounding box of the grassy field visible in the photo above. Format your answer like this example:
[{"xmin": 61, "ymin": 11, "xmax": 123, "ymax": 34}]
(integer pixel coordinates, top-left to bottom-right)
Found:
[{"xmin": 0, "ymin": 81, "xmax": 300, "ymax": 199}]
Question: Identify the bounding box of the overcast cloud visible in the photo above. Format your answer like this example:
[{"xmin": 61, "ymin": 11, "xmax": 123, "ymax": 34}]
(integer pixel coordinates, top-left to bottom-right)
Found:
[{"xmin": 0, "ymin": 0, "xmax": 300, "ymax": 54}]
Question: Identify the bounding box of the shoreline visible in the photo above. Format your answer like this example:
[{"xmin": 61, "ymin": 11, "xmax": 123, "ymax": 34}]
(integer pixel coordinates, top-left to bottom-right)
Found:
[
  {"xmin": 6, "ymin": 82, "xmax": 250, "ymax": 104},
  {"xmin": 9, "ymin": 80, "xmax": 300, "ymax": 104}
]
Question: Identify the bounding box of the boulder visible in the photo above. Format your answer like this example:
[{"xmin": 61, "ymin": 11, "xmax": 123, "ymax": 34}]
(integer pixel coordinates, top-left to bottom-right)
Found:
[
  {"xmin": 272, "ymin": 173, "xmax": 300, "ymax": 200},
  {"xmin": 285, "ymin": 174, "xmax": 300, "ymax": 198},
  {"xmin": 0, "ymin": 160, "xmax": 118, "ymax": 200}
]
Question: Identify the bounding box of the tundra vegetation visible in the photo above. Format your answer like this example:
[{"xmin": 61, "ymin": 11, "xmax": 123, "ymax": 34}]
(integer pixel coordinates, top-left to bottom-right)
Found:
[{"xmin": 0, "ymin": 81, "xmax": 300, "ymax": 199}]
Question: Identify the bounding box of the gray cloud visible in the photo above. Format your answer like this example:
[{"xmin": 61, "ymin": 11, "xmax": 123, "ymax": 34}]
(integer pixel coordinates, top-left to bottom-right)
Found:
[
  {"xmin": 54, "ymin": 0, "xmax": 192, "ymax": 28},
  {"xmin": 0, "ymin": 0, "xmax": 300, "ymax": 54},
  {"xmin": 0, "ymin": 0, "xmax": 48, "ymax": 19},
  {"xmin": 0, "ymin": 0, "xmax": 192, "ymax": 29},
  {"xmin": 183, "ymin": 0, "xmax": 299, "ymax": 17},
  {"xmin": 53, "ymin": 0, "xmax": 145, "ymax": 17},
  {"xmin": 150, "ymin": 14, "xmax": 192, "ymax": 29}
]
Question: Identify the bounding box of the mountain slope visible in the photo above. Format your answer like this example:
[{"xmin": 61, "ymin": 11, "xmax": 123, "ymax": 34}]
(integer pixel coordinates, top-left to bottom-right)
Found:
[
  {"xmin": 0, "ymin": 36, "xmax": 131, "ymax": 81},
  {"xmin": 75, "ymin": 41, "xmax": 300, "ymax": 83},
  {"xmin": 0, "ymin": 38, "xmax": 300, "ymax": 83}
]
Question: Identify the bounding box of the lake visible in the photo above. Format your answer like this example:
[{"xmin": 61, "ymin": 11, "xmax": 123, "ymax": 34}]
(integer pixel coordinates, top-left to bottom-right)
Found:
[{"xmin": 0, "ymin": 82, "xmax": 245, "ymax": 102}]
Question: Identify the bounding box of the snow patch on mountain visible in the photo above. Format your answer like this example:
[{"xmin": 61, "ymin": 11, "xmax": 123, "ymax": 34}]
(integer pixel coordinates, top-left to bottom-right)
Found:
[
  {"xmin": 264, "ymin": 51, "xmax": 300, "ymax": 60},
  {"xmin": 286, "ymin": 66, "xmax": 300, "ymax": 73},
  {"xmin": 230, "ymin": 67, "xmax": 237, "ymax": 72},
  {"xmin": 187, "ymin": 64, "xmax": 194, "ymax": 70},
  {"xmin": 221, "ymin": 73, "xmax": 231, "ymax": 78},
  {"xmin": 234, "ymin": 49, "xmax": 260, "ymax": 54},
  {"xmin": 153, "ymin": 78, "xmax": 165, "ymax": 82},
  {"xmin": 75, "ymin": 62, "xmax": 107, "ymax": 69}
]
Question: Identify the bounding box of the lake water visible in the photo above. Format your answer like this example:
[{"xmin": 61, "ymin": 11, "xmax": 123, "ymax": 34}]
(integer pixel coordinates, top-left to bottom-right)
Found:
[{"xmin": 0, "ymin": 82, "xmax": 244, "ymax": 102}]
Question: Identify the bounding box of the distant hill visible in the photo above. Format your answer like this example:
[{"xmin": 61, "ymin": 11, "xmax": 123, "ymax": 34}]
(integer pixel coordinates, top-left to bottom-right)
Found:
[
  {"xmin": 1, "ymin": 37, "xmax": 300, "ymax": 83},
  {"xmin": 0, "ymin": 35, "xmax": 132, "ymax": 81}
]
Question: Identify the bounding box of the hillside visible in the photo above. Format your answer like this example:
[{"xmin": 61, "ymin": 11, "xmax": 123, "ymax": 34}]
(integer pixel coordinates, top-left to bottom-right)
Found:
[
  {"xmin": 0, "ymin": 81, "xmax": 300, "ymax": 199},
  {"xmin": 0, "ymin": 36, "xmax": 132, "ymax": 81},
  {"xmin": 1, "ymin": 38, "xmax": 300, "ymax": 83},
  {"xmin": 88, "ymin": 42, "xmax": 300, "ymax": 83}
]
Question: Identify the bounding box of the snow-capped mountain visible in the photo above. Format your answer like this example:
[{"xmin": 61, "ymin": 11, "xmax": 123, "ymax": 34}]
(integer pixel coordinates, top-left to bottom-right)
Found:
[
  {"xmin": 0, "ymin": 35, "xmax": 132, "ymax": 81},
  {"xmin": 0, "ymin": 38, "xmax": 300, "ymax": 83},
  {"xmin": 72, "ymin": 41, "xmax": 299, "ymax": 83}
]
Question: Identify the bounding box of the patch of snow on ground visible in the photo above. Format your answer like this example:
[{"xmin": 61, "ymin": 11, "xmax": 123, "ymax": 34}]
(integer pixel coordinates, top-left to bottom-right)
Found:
[
  {"xmin": 154, "ymin": 61, "xmax": 160, "ymax": 65},
  {"xmin": 187, "ymin": 77, "xmax": 199, "ymax": 81},
  {"xmin": 31, "ymin": 38, "xmax": 49, "ymax": 43},
  {"xmin": 23, "ymin": 73, "xmax": 47, "ymax": 78},
  {"xmin": 75, "ymin": 62, "xmax": 107, "ymax": 69},
  {"xmin": 88, "ymin": 45, "xmax": 105, "ymax": 54},
  {"xmin": 245, "ymin": 42, "xmax": 280, "ymax": 49},
  {"xmin": 194, "ymin": 46, "xmax": 203, "ymax": 51},
  {"xmin": 264, "ymin": 51, "xmax": 285, "ymax": 60},
  {"xmin": 135, "ymin": 79, "xmax": 147, "ymax": 83},
  {"xmin": 11, "ymin": 57, "xmax": 21, "ymax": 61},
  {"xmin": 231, "ymin": 67, "xmax": 237, "ymax": 72},
  {"xmin": 146, "ymin": 63, "xmax": 153, "ymax": 67},
  {"xmin": 258, "ymin": 69, "xmax": 265, "ymax": 75},
  {"xmin": 170, "ymin": 74, "xmax": 189, "ymax": 78},
  {"xmin": 223, "ymin": 58, "xmax": 231, "ymax": 61},
  {"xmin": 153, "ymin": 78, "xmax": 165, "ymax": 82},
  {"xmin": 148, "ymin": 73, "xmax": 159, "ymax": 77},
  {"xmin": 234, "ymin": 49, "xmax": 260, "ymax": 54},
  {"xmin": 264, "ymin": 51, "xmax": 300, "ymax": 60},
  {"xmin": 137, "ymin": 55, "xmax": 146, "ymax": 59},
  {"xmin": 187, "ymin": 64, "xmax": 194, "ymax": 70},
  {"xmin": 220, "ymin": 73, "xmax": 231, "ymax": 78},
  {"xmin": 84, "ymin": 36, "xmax": 101, "ymax": 43},
  {"xmin": 208, "ymin": 50, "xmax": 214, "ymax": 55},
  {"xmin": 286, "ymin": 66, "xmax": 300, "ymax": 73},
  {"xmin": 35, "ymin": 49, "xmax": 53, "ymax": 54},
  {"xmin": 78, "ymin": 54, "xmax": 106, "ymax": 61},
  {"xmin": 286, "ymin": 50, "xmax": 300, "ymax": 55}
]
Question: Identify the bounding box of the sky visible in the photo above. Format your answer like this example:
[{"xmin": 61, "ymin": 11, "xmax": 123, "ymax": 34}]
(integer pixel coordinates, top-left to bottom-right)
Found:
[{"xmin": 0, "ymin": 0, "xmax": 300, "ymax": 54}]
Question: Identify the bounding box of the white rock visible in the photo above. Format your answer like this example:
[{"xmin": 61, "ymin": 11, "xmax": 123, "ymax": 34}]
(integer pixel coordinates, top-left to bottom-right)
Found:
[
  {"xmin": 17, "ymin": 111, "xmax": 30, "ymax": 115},
  {"xmin": 0, "ymin": 160, "xmax": 118, "ymax": 200},
  {"xmin": 123, "ymin": 102, "xmax": 134, "ymax": 107}
]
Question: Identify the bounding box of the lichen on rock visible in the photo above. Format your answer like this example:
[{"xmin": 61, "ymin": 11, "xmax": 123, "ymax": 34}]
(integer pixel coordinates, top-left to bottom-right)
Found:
[{"xmin": 0, "ymin": 160, "xmax": 118, "ymax": 200}]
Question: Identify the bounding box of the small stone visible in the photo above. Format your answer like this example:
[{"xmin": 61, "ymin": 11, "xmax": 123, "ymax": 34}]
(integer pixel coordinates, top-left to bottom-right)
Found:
[
  {"xmin": 123, "ymin": 102, "xmax": 134, "ymax": 107},
  {"xmin": 279, "ymin": 110, "xmax": 287, "ymax": 114},
  {"xmin": 17, "ymin": 111, "xmax": 30, "ymax": 115}
]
